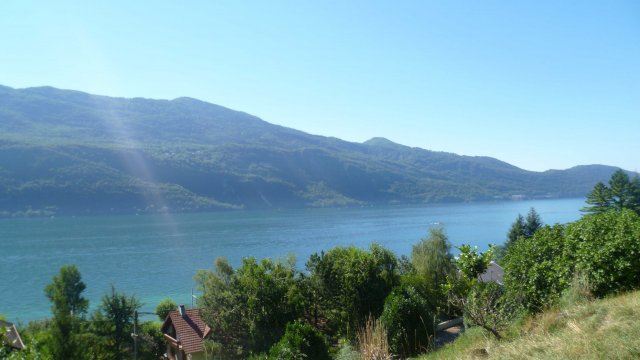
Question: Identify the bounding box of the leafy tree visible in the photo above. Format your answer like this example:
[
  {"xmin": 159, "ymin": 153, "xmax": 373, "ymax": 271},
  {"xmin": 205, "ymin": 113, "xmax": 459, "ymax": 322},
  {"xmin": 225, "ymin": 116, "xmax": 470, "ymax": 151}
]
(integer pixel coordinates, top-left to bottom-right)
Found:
[
  {"xmin": 154, "ymin": 298, "xmax": 177, "ymax": 321},
  {"xmin": 306, "ymin": 244, "xmax": 399, "ymax": 338},
  {"xmin": 410, "ymin": 227, "xmax": 455, "ymax": 295},
  {"xmin": 454, "ymin": 244, "xmax": 494, "ymax": 280},
  {"xmin": 45, "ymin": 265, "xmax": 89, "ymax": 317},
  {"xmin": 450, "ymin": 281, "xmax": 514, "ymax": 340},
  {"xmin": 91, "ymin": 286, "xmax": 141, "ymax": 360},
  {"xmin": 197, "ymin": 256, "xmax": 303, "ymax": 358},
  {"xmin": 44, "ymin": 265, "xmax": 88, "ymax": 359}
]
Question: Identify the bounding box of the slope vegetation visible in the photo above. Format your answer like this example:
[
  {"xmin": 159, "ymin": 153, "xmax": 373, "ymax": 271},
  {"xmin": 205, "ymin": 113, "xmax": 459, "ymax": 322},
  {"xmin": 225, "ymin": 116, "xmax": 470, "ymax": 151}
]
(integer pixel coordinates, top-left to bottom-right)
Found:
[
  {"xmin": 421, "ymin": 290, "xmax": 640, "ymax": 360},
  {"xmin": 0, "ymin": 85, "xmax": 626, "ymax": 215}
]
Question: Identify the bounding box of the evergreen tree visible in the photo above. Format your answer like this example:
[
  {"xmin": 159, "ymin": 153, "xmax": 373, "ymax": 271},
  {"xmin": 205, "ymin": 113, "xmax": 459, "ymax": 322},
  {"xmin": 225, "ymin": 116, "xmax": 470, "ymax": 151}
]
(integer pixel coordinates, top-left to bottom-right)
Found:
[
  {"xmin": 92, "ymin": 286, "xmax": 141, "ymax": 360},
  {"xmin": 505, "ymin": 214, "xmax": 526, "ymax": 248},
  {"xmin": 582, "ymin": 182, "xmax": 612, "ymax": 214},
  {"xmin": 44, "ymin": 265, "xmax": 88, "ymax": 359},
  {"xmin": 582, "ymin": 170, "xmax": 640, "ymax": 215},
  {"xmin": 609, "ymin": 170, "xmax": 634, "ymax": 210},
  {"xmin": 524, "ymin": 207, "xmax": 543, "ymax": 237}
]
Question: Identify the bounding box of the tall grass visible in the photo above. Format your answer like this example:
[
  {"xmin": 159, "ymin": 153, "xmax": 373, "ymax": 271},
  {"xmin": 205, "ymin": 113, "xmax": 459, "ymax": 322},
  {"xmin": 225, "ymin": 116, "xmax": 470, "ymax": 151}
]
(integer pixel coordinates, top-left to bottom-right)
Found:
[{"xmin": 357, "ymin": 316, "xmax": 393, "ymax": 360}]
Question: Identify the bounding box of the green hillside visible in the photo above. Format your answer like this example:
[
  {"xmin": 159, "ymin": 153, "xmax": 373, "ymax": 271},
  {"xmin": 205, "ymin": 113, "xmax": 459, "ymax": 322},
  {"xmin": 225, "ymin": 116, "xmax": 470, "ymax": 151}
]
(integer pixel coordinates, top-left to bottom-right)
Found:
[
  {"xmin": 420, "ymin": 290, "xmax": 640, "ymax": 360},
  {"xmin": 0, "ymin": 85, "xmax": 629, "ymax": 216}
]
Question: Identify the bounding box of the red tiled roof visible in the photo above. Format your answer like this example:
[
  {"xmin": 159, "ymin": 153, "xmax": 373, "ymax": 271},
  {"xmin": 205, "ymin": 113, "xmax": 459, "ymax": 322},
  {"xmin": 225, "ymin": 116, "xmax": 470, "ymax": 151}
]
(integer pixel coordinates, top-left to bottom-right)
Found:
[{"xmin": 161, "ymin": 308, "xmax": 209, "ymax": 354}]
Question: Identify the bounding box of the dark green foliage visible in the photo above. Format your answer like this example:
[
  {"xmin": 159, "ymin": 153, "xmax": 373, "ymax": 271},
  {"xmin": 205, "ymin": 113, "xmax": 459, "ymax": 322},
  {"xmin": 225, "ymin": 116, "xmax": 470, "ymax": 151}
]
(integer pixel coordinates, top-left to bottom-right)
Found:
[
  {"xmin": 267, "ymin": 321, "xmax": 331, "ymax": 360},
  {"xmin": 525, "ymin": 208, "xmax": 543, "ymax": 238},
  {"xmin": 154, "ymin": 298, "xmax": 177, "ymax": 321},
  {"xmin": 196, "ymin": 256, "xmax": 303, "ymax": 358},
  {"xmin": 137, "ymin": 321, "xmax": 166, "ymax": 360},
  {"xmin": 44, "ymin": 265, "xmax": 88, "ymax": 317},
  {"xmin": 44, "ymin": 265, "xmax": 88, "ymax": 359},
  {"xmin": 0, "ymin": 85, "xmax": 628, "ymax": 217},
  {"xmin": 91, "ymin": 286, "xmax": 142, "ymax": 360},
  {"xmin": 497, "ymin": 208, "xmax": 543, "ymax": 263},
  {"xmin": 506, "ymin": 214, "xmax": 526, "ymax": 248},
  {"xmin": 306, "ymin": 244, "xmax": 399, "ymax": 338},
  {"xmin": 582, "ymin": 170, "xmax": 640, "ymax": 214},
  {"xmin": 582, "ymin": 182, "xmax": 612, "ymax": 214},
  {"xmin": 380, "ymin": 279, "xmax": 436, "ymax": 357}
]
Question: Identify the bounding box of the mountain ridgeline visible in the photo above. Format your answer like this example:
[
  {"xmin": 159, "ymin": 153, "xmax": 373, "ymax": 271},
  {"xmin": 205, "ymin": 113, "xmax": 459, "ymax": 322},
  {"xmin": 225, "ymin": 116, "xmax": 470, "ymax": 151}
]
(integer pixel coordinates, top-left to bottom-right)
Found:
[{"xmin": 0, "ymin": 85, "xmax": 626, "ymax": 216}]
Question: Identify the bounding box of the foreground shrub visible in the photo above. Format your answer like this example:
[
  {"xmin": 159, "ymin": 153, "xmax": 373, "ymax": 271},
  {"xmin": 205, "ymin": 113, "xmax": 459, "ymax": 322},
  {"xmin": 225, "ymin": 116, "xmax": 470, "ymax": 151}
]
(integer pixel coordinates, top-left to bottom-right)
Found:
[
  {"xmin": 504, "ymin": 224, "xmax": 571, "ymax": 313},
  {"xmin": 196, "ymin": 256, "xmax": 303, "ymax": 358},
  {"xmin": 462, "ymin": 281, "xmax": 514, "ymax": 339},
  {"xmin": 380, "ymin": 278, "xmax": 436, "ymax": 357},
  {"xmin": 505, "ymin": 210, "xmax": 640, "ymax": 313},
  {"xmin": 565, "ymin": 209, "xmax": 640, "ymax": 297},
  {"xmin": 306, "ymin": 244, "xmax": 399, "ymax": 337},
  {"xmin": 267, "ymin": 321, "xmax": 330, "ymax": 360},
  {"xmin": 335, "ymin": 340, "xmax": 360, "ymax": 360}
]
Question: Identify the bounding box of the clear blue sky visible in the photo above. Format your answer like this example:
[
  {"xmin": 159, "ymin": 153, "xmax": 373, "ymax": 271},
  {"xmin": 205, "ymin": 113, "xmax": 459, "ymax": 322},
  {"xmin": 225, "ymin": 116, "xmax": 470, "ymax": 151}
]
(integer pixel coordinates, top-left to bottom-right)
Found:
[{"xmin": 1, "ymin": 1, "xmax": 638, "ymax": 171}]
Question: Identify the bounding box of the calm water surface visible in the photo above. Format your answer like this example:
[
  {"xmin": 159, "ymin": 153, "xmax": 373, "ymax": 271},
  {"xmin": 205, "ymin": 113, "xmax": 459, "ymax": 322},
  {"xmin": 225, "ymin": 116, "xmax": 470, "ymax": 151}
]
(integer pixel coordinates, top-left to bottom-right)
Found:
[{"xmin": 1, "ymin": 198, "xmax": 584, "ymax": 322}]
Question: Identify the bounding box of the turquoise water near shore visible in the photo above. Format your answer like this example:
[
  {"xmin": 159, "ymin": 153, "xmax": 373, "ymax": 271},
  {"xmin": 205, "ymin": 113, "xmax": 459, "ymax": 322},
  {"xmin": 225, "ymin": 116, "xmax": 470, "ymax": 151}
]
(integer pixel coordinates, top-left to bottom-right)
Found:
[{"xmin": 0, "ymin": 198, "xmax": 584, "ymax": 322}]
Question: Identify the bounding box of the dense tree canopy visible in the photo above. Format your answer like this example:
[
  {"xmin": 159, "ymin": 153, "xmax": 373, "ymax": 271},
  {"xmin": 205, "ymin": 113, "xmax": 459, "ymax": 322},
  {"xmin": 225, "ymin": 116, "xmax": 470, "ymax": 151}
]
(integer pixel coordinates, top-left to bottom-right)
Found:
[
  {"xmin": 505, "ymin": 209, "xmax": 640, "ymax": 313},
  {"xmin": 307, "ymin": 244, "xmax": 400, "ymax": 338},
  {"xmin": 196, "ymin": 256, "xmax": 303, "ymax": 358}
]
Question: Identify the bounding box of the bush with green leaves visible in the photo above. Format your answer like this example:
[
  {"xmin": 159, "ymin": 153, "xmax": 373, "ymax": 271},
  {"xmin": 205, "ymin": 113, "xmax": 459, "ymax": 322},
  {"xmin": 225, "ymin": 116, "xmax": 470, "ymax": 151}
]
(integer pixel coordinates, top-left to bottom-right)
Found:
[
  {"xmin": 564, "ymin": 209, "xmax": 640, "ymax": 297},
  {"xmin": 455, "ymin": 244, "xmax": 494, "ymax": 280},
  {"xmin": 306, "ymin": 243, "xmax": 399, "ymax": 338},
  {"xmin": 461, "ymin": 281, "xmax": 514, "ymax": 340},
  {"xmin": 505, "ymin": 209, "xmax": 640, "ymax": 313},
  {"xmin": 196, "ymin": 256, "xmax": 303, "ymax": 358},
  {"xmin": 267, "ymin": 321, "xmax": 330, "ymax": 360},
  {"xmin": 379, "ymin": 277, "xmax": 436, "ymax": 357},
  {"xmin": 503, "ymin": 224, "xmax": 570, "ymax": 313}
]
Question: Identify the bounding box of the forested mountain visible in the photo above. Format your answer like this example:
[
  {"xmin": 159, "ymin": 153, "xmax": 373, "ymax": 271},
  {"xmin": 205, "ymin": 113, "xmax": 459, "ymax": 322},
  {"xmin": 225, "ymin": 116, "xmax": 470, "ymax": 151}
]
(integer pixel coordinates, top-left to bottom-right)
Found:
[{"xmin": 0, "ymin": 85, "xmax": 628, "ymax": 216}]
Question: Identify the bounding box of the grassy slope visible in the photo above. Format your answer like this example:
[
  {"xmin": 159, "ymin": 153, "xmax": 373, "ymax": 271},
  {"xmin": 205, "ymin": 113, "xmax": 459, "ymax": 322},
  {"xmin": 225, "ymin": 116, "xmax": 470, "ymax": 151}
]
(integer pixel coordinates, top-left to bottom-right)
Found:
[{"xmin": 419, "ymin": 290, "xmax": 640, "ymax": 360}]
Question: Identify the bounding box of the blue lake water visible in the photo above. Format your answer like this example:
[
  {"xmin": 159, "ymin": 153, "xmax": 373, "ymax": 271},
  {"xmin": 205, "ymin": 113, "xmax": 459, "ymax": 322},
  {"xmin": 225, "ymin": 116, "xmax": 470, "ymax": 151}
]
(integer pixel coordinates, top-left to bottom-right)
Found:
[{"xmin": 0, "ymin": 198, "xmax": 585, "ymax": 322}]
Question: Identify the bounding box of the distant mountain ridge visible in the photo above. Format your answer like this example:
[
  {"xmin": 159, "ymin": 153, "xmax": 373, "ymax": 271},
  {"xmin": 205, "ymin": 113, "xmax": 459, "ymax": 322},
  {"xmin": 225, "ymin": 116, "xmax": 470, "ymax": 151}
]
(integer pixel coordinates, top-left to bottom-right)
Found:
[{"xmin": 0, "ymin": 85, "xmax": 628, "ymax": 216}]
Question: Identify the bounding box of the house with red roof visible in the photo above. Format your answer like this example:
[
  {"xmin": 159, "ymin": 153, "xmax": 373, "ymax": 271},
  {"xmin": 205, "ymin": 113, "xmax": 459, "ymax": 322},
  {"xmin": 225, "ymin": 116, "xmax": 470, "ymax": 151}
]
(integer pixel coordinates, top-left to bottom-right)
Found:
[{"xmin": 161, "ymin": 305, "xmax": 211, "ymax": 360}]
